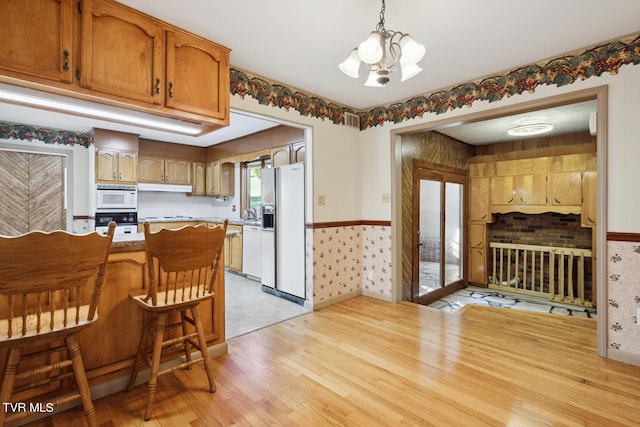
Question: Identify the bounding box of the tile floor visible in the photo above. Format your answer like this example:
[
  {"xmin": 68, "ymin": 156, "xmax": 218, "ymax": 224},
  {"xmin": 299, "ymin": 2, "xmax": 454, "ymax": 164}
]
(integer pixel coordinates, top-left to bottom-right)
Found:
[
  {"xmin": 429, "ymin": 285, "xmax": 597, "ymax": 318},
  {"xmin": 225, "ymin": 272, "xmax": 311, "ymax": 339}
]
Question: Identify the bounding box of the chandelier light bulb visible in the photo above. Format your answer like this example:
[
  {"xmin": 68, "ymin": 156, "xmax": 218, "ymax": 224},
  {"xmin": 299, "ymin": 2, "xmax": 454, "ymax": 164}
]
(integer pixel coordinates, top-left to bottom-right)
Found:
[
  {"xmin": 364, "ymin": 70, "xmax": 384, "ymax": 87},
  {"xmin": 400, "ymin": 62, "xmax": 422, "ymax": 81},
  {"xmin": 399, "ymin": 34, "xmax": 426, "ymax": 64},
  {"xmin": 339, "ymin": 49, "xmax": 362, "ymax": 79},
  {"xmin": 358, "ymin": 32, "xmax": 384, "ymax": 64}
]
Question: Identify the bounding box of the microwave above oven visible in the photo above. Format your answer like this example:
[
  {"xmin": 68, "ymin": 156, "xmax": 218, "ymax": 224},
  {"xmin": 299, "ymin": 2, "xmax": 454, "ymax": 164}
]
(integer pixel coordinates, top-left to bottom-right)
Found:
[{"xmin": 96, "ymin": 184, "xmax": 137, "ymax": 211}]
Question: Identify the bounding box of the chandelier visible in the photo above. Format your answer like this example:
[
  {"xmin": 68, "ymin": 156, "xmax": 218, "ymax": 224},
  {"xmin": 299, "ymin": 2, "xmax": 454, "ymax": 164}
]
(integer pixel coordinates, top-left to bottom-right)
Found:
[{"xmin": 339, "ymin": 0, "xmax": 425, "ymax": 87}]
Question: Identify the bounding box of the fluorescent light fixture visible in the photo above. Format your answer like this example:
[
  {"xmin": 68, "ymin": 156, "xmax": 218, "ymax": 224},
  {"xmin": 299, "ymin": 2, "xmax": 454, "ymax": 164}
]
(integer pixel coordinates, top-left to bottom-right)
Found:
[
  {"xmin": 0, "ymin": 86, "xmax": 202, "ymax": 136},
  {"xmin": 507, "ymin": 123, "xmax": 554, "ymax": 137}
]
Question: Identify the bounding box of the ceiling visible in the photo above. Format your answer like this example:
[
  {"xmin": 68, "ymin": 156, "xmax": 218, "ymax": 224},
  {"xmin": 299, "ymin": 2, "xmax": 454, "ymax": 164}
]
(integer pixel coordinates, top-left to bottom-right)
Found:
[{"xmin": 1, "ymin": 1, "xmax": 638, "ymax": 146}]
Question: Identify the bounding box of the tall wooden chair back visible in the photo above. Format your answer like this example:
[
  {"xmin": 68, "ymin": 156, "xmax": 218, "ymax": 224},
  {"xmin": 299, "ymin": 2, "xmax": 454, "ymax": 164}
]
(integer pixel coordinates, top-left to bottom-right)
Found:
[
  {"xmin": 142, "ymin": 220, "xmax": 227, "ymax": 308},
  {"xmin": 128, "ymin": 220, "xmax": 227, "ymax": 421},
  {"xmin": 0, "ymin": 222, "xmax": 115, "ymax": 426}
]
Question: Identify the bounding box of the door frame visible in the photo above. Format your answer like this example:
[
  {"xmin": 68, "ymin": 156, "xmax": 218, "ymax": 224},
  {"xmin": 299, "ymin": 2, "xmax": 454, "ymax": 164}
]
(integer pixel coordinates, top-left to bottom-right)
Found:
[
  {"xmin": 411, "ymin": 160, "xmax": 467, "ymax": 305},
  {"xmin": 391, "ymin": 86, "xmax": 608, "ymax": 357}
]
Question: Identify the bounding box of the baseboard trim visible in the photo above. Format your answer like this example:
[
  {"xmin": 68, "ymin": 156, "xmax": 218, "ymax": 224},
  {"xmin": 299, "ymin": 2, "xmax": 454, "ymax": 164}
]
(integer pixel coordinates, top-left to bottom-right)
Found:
[
  {"xmin": 607, "ymin": 348, "xmax": 640, "ymax": 367},
  {"xmin": 312, "ymin": 291, "xmax": 360, "ymax": 309}
]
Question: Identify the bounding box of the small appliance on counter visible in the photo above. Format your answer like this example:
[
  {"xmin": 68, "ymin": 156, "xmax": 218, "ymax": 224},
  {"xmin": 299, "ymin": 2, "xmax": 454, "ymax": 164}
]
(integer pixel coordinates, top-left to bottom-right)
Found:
[{"xmin": 95, "ymin": 211, "xmax": 138, "ymax": 235}]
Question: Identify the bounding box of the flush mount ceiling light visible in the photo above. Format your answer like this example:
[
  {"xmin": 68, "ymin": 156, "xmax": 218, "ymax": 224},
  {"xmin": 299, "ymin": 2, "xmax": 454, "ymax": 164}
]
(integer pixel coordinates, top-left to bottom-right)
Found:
[
  {"xmin": 339, "ymin": 0, "xmax": 425, "ymax": 87},
  {"xmin": 507, "ymin": 123, "xmax": 554, "ymax": 137},
  {"xmin": 0, "ymin": 85, "xmax": 203, "ymax": 136}
]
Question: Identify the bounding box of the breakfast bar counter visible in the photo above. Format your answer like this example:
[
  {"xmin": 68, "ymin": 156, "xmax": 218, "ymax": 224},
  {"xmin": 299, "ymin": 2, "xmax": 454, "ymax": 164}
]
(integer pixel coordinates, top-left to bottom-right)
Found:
[{"xmin": 76, "ymin": 237, "xmax": 225, "ymax": 390}]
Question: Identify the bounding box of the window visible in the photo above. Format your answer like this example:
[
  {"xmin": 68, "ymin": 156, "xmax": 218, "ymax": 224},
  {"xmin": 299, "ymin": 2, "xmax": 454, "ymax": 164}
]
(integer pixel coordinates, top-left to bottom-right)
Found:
[{"xmin": 241, "ymin": 158, "xmax": 270, "ymax": 215}]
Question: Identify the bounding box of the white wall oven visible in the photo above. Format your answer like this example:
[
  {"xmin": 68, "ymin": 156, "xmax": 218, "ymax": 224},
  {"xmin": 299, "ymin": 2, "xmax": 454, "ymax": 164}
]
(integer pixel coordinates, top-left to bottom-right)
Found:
[{"xmin": 96, "ymin": 184, "xmax": 137, "ymax": 211}]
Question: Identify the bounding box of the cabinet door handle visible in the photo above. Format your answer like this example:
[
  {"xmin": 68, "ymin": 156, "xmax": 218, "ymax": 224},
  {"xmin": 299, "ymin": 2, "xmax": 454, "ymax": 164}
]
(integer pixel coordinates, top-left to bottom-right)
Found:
[
  {"xmin": 112, "ymin": 172, "xmax": 116, "ymax": 179},
  {"xmin": 155, "ymin": 78, "xmax": 161, "ymax": 95},
  {"xmin": 507, "ymin": 197, "xmax": 514, "ymax": 203},
  {"xmin": 62, "ymin": 50, "xmax": 69, "ymax": 72},
  {"xmin": 554, "ymin": 197, "xmax": 561, "ymax": 204},
  {"xmin": 168, "ymin": 81, "xmax": 174, "ymax": 98}
]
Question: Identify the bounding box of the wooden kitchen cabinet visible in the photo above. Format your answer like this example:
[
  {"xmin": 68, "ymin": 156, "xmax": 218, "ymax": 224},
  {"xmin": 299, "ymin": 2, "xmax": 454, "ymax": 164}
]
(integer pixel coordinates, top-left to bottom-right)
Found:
[
  {"xmin": 581, "ymin": 170, "xmax": 597, "ymax": 227},
  {"xmin": 190, "ymin": 161, "xmax": 206, "ymax": 196},
  {"xmin": 225, "ymin": 224, "xmax": 243, "ymax": 273},
  {"xmin": 271, "ymin": 145, "xmax": 291, "ymax": 167},
  {"xmin": 490, "ymin": 176, "xmax": 516, "ymax": 205},
  {"xmin": 138, "ymin": 155, "xmax": 191, "ymax": 185},
  {"xmin": 96, "ymin": 148, "xmax": 138, "ymax": 183},
  {"xmin": 468, "ymin": 224, "xmax": 488, "ymax": 285},
  {"xmin": 469, "ymin": 224, "xmax": 486, "ymax": 250},
  {"xmin": 81, "ymin": 0, "xmax": 166, "ymax": 106},
  {"xmin": 469, "ymin": 248, "xmax": 487, "ymax": 285},
  {"xmin": 81, "ymin": 0, "xmax": 230, "ymax": 123},
  {"xmin": 165, "ymin": 29, "xmax": 230, "ymax": 120},
  {"xmin": 0, "ymin": 0, "xmax": 230, "ymax": 130},
  {"xmin": 469, "ymin": 177, "xmax": 490, "ymax": 222},
  {"xmin": 205, "ymin": 161, "xmax": 234, "ymax": 197},
  {"xmin": 292, "ymin": 141, "xmax": 306, "ymax": 163},
  {"xmin": 516, "ymin": 174, "xmax": 547, "ymax": 205},
  {"xmin": 547, "ymin": 172, "xmax": 582, "ymax": 206},
  {"xmin": 165, "ymin": 158, "xmax": 191, "ymax": 185},
  {"xmin": 0, "ymin": 0, "xmax": 74, "ymax": 84}
]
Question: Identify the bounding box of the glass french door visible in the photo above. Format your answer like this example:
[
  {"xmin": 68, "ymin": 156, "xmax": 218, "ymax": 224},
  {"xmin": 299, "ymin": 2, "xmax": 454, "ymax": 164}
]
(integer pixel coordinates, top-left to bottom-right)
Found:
[{"xmin": 412, "ymin": 165, "xmax": 465, "ymax": 305}]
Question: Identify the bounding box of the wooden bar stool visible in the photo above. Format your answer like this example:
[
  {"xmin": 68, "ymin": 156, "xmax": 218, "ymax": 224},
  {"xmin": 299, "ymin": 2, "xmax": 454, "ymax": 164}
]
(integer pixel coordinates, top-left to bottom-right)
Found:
[
  {"xmin": 127, "ymin": 220, "xmax": 227, "ymax": 421},
  {"xmin": 0, "ymin": 223, "xmax": 115, "ymax": 427}
]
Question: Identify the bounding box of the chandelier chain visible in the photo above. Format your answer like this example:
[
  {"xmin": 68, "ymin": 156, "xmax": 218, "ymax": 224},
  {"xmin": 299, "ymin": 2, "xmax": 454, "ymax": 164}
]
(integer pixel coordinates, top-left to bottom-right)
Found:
[{"xmin": 376, "ymin": 0, "xmax": 386, "ymax": 32}]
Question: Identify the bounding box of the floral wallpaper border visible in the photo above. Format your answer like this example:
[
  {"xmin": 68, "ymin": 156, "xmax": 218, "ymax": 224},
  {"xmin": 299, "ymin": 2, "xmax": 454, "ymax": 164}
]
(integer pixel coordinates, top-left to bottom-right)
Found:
[
  {"xmin": 3, "ymin": 32, "xmax": 638, "ymax": 145},
  {"xmin": 0, "ymin": 121, "xmax": 91, "ymax": 148},
  {"xmin": 231, "ymin": 32, "xmax": 640, "ymax": 130}
]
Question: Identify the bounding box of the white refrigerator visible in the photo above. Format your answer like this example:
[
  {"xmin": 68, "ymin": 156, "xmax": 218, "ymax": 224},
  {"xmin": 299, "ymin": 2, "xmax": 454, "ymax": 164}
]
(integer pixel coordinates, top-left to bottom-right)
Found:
[{"xmin": 260, "ymin": 163, "xmax": 305, "ymax": 301}]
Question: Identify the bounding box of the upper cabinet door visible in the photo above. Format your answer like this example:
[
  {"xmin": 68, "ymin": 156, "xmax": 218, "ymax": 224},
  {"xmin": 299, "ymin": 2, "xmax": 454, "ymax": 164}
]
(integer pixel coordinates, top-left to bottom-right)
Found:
[
  {"xmin": 165, "ymin": 30, "xmax": 230, "ymax": 120},
  {"xmin": 81, "ymin": 0, "xmax": 165, "ymax": 105},
  {"xmin": 0, "ymin": 0, "xmax": 74, "ymax": 83}
]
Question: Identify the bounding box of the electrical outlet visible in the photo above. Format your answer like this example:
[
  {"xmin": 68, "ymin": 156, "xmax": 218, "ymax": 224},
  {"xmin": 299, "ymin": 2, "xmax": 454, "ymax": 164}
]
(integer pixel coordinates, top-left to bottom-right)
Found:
[
  {"xmin": 231, "ymin": 204, "xmax": 236, "ymax": 212},
  {"xmin": 318, "ymin": 195, "xmax": 325, "ymax": 206},
  {"xmin": 367, "ymin": 270, "xmax": 374, "ymax": 281},
  {"xmin": 382, "ymin": 193, "xmax": 391, "ymax": 203}
]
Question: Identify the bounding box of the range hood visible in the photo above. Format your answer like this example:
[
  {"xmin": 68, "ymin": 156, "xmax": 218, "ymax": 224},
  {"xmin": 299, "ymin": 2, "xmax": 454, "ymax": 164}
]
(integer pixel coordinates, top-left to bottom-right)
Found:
[{"xmin": 137, "ymin": 183, "xmax": 193, "ymax": 193}]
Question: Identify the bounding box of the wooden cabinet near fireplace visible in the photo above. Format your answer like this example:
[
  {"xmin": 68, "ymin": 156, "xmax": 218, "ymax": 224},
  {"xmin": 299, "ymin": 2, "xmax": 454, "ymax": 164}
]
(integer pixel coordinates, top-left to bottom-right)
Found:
[
  {"xmin": 467, "ymin": 149, "xmax": 597, "ymax": 287},
  {"xmin": 468, "ymin": 224, "xmax": 488, "ymax": 284}
]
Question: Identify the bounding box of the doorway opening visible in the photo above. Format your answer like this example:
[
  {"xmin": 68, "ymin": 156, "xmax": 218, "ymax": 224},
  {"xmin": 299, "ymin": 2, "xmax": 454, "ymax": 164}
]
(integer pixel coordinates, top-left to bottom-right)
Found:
[{"xmin": 412, "ymin": 161, "xmax": 466, "ymax": 305}]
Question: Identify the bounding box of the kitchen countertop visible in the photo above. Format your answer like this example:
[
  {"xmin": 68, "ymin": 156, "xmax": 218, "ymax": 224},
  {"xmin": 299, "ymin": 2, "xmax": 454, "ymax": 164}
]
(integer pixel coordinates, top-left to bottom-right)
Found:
[
  {"xmin": 138, "ymin": 216, "xmax": 261, "ymax": 226},
  {"xmin": 111, "ymin": 219, "xmax": 253, "ymax": 251}
]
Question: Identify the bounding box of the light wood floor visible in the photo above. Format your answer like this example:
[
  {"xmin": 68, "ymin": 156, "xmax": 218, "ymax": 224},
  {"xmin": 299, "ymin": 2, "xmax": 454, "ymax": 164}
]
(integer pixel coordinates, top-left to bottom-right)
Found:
[{"xmin": 23, "ymin": 296, "xmax": 640, "ymax": 426}]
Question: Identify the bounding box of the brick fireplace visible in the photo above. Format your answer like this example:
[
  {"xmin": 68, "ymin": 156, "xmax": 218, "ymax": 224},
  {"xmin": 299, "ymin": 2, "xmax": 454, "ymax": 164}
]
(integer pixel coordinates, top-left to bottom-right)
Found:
[{"xmin": 488, "ymin": 213, "xmax": 594, "ymax": 302}]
